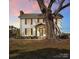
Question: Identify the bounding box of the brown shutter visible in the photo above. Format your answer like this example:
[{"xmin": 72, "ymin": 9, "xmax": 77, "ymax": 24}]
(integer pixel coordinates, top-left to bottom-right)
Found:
[
  {"xmin": 25, "ymin": 28, "xmax": 27, "ymax": 35},
  {"xmin": 43, "ymin": 19, "xmax": 44, "ymax": 22},
  {"xmin": 31, "ymin": 19, "xmax": 32, "ymax": 25},
  {"xmin": 37, "ymin": 19, "xmax": 39, "ymax": 23},
  {"xmin": 31, "ymin": 28, "xmax": 33, "ymax": 35},
  {"xmin": 25, "ymin": 19, "xmax": 27, "ymax": 24}
]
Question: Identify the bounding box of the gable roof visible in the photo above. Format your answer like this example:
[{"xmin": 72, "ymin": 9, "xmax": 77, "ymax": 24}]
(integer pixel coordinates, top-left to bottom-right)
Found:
[
  {"xmin": 19, "ymin": 14, "xmax": 44, "ymax": 19},
  {"xmin": 18, "ymin": 11, "xmax": 63, "ymax": 19}
]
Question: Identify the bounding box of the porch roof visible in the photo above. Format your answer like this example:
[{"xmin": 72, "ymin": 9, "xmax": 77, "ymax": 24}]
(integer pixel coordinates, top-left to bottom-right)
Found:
[{"xmin": 35, "ymin": 23, "xmax": 45, "ymax": 28}]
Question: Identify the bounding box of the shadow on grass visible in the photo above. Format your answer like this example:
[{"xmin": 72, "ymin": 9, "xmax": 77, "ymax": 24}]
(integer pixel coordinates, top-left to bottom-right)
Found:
[{"xmin": 10, "ymin": 48, "xmax": 70, "ymax": 59}]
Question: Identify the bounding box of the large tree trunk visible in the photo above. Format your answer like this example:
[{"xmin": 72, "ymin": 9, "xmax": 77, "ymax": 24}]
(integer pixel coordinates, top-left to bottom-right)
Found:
[
  {"xmin": 45, "ymin": 19, "xmax": 56, "ymax": 40},
  {"xmin": 36, "ymin": 0, "xmax": 70, "ymax": 40},
  {"xmin": 44, "ymin": 10, "xmax": 56, "ymax": 40},
  {"xmin": 36, "ymin": 0, "xmax": 56, "ymax": 40}
]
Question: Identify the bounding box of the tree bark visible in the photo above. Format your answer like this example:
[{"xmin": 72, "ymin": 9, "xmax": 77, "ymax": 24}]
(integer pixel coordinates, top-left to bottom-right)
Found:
[
  {"xmin": 36, "ymin": 0, "xmax": 70, "ymax": 40},
  {"xmin": 44, "ymin": 10, "xmax": 56, "ymax": 40}
]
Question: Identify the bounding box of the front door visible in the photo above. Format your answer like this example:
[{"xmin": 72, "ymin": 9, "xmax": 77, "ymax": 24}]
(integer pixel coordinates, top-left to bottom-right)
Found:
[{"xmin": 39, "ymin": 28, "xmax": 43, "ymax": 36}]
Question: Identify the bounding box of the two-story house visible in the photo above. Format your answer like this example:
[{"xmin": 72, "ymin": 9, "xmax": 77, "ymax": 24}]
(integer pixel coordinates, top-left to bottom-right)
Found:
[{"xmin": 19, "ymin": 11, "xmax": 63, "ymax": 39}]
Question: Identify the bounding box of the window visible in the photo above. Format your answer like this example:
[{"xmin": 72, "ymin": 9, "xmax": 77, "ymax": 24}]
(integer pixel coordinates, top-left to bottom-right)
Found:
[
  {"xmin": 27, "ymin": 19, "xmax": 31, "ymax": 25},
  {"xmin": 26, "ymin": 28, "xmax": 32, "ymax": 36},
  {"xmin": 38, "ymin": 19, "xmax": 43, "ymax": 23},
  {"xmin": 25, "ymin": 28, "xmax": 27, "ymax": 35},
  {"xmin": 32, "ymin": 19, "xmax": 37, "ymax": 25},
  {"xmin": 25, "ymin": 19, "xmax": 27, "ymax": 24}
]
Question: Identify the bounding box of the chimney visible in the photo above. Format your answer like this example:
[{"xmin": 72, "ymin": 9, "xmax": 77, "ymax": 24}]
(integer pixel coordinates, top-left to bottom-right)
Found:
[{"xmin": 20, "ymin": 10, "xmax": 24, "ymax": 15}]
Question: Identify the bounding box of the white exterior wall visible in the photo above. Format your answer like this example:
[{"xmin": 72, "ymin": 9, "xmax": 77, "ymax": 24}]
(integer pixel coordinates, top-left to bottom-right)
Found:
[
  {"xmin": 20, "ymin": 19, "xmax": 38, "ymax": 37},
  {"xmin": 20, "ymin": 19, "xmax": 25, "ymax": 36},
  {"xmin": 20, "ymin": 18, "xmax": 61, "ymax": 37}
]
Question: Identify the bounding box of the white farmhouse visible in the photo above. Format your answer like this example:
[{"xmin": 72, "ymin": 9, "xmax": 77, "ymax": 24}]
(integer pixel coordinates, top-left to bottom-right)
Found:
[{"xmin": 19, "ymin": 11, "xmax": 63, "ymax": 39}]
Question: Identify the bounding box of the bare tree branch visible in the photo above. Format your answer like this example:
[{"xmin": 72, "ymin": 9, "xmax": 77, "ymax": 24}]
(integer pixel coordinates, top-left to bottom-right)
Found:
[
  {"xmin": 48, "ymin": 0, "xmax": 55, "ymax": 9},
  {"xmin": 54, "ymin": 0, "xmax": 65, "ymax": 15},
  {"xmin": 37, "ymin": 0, "xmax": 47, "ymax": 14},
  {"xmin": 59, "ymin": 3, "xmax": 70, "ymax": 12}
]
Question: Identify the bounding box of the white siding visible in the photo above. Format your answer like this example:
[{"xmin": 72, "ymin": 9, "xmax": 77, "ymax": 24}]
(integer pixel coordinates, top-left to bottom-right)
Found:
[
  {"xmin": 20, "ymin": 18, "xmax": 37, "ymax": 36},
  {"xmin": 20, "ymin": 19, "xmax": 25, "ymax": 36},
  {"xmin": 20, "ymin": 18, "xmax": 45, "ymax": 37},
  {"xmin": 27, "ymin": 19, "xmax": 31, "ymax": 25}
]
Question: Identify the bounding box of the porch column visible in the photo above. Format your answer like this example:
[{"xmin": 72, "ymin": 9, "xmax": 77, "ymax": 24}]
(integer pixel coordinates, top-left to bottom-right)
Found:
[{"xmin": 35, "ymin": 27, "xmax": 37, "ymax": 36}]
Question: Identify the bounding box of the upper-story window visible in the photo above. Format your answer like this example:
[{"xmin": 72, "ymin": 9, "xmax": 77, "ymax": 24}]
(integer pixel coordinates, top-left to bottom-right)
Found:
[
  {"xmin": 32, "ymin": 19, "xmax": 37, "ymax": 25},
  {"xmin": 38, "ymin": 19, "xmax": 43, "ymax": 23},
  {"xmin": 25, "ymin": 19, "xmax": 33, "ymax": 25}
]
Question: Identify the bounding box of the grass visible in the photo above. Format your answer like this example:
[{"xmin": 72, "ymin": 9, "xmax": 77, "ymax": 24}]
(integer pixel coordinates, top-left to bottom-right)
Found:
[
  {"xmin": 10, "ymin": 48, "xmax": 70, "ymax": 59},
  {"xmin": 9, "ymin": 38, "xmax": 70, "ymax": 59}
]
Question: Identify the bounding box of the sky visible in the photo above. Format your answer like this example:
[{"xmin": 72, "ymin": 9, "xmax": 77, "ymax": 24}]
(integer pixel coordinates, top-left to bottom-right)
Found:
[{"xmin": 9, "ymin": 0, "xmax": 70, "ymax": 33}]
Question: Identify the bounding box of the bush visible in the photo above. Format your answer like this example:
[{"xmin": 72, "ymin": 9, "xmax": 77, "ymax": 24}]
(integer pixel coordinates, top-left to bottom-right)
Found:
[{"xmin": 58, "ymin": 33, "xmax": 70, "ymax": 39}]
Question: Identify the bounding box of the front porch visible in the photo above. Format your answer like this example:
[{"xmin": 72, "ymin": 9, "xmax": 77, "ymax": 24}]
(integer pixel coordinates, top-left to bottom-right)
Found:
[
  {"xmin": 20, "ymin": 23, "xmax": 46, "ymax": 39},
  {"xmin": 35, "ymin": 23, "xmax": 46, "ymax": 39}
]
